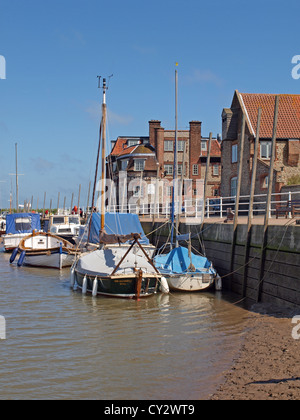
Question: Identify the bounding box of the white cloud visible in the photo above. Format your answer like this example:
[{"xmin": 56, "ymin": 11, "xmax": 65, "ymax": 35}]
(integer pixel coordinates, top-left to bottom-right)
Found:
[{"xmin": 107, "ymin": 109, "xmax": 134, "ymax": 125}]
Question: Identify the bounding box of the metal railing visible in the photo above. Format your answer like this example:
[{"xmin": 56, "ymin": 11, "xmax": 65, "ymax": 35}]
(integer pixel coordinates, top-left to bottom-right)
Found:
[{"xmin": 105, "ymin": 189, "xmax": 300, "ymax": 219}]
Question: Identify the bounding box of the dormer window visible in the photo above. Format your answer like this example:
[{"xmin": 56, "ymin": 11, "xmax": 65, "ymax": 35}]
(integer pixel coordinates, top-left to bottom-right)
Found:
[
  {"xmin": 201, "ymin": 141, "xmax": 207, "ymax": 151},
  {"xmin": 127, "ymin": 139, "xmax": 139, "ymax": 147}
]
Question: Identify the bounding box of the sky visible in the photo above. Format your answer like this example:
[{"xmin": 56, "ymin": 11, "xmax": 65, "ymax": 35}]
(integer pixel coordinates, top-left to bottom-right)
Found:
[{"xmin": 0, "ymin": 0, "xmax": 299, "ymax": 210}]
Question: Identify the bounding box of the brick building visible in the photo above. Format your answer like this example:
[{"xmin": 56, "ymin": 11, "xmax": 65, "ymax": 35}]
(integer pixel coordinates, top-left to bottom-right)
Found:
[
  {"xmin": 148, "ymin": 120, "xmax": 221, "ymax": 197},
  {"xmin": 107, "ymin": 120, "xmax": 221, "ymax": 209},
  {"xmin": 221, "ymin": 90, "xmax": 300, "ymax": 198}
]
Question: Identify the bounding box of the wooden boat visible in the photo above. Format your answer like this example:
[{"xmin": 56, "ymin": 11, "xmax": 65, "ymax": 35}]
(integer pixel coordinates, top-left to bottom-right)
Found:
[{"xmin": 10, "ymin": 231, "xmax": 79, "ymax": 269}]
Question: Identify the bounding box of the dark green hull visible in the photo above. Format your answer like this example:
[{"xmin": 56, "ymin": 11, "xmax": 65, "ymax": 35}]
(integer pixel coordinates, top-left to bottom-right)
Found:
[{"xmin": 75, "ymin": 270, "xmax": 158, "ymax": 299}]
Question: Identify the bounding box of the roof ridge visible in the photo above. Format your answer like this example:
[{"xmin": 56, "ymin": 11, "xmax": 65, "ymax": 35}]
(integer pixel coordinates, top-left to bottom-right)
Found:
[{"xmin": 240, "ymin": 92, "xmax": 300, "ymax": 97}]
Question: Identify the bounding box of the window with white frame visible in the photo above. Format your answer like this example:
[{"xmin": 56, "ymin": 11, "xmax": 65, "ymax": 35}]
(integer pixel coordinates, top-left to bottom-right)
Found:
[
  {"xmin": 164, "ymin": 140, "xmax": 173, "ymax": 151},
  {"xmin": 164, "ymin": 164, "xmax": 173, "ymax": 175},
  {"xmin": 134, "ymin": 159, "xmax": 145, "ymax": 171},
  {"xmin": 213, "ymin": 165, "xmax": 219, "ymax": 176},
  {"xmin": 192, "ymin": 164, "xmax": 198, "ymax": 175},
  {"xmin": 231, "ymin": 177, "xmax": 237, "ymax": 197},
  {"xmin": 178, "ymin": 140, "xmax": 185, "ymax": 152},
  {"xmin": 177, "ymin": 164, "xmax": 183, "ymax": 175},
  {"xmin": 127, "ymin": 139, "xmax": 139, "ymax": 147},
  {"xmin": 260, "ymin": 141, "xmax": 272, "ymax": 159},
  {"xmin": 201, "ymin": 141, "xmax": 207, "ymax": 151},
  {"xmin": 232, "ymin": 144, "xmax": 238, "ymax": 163}
]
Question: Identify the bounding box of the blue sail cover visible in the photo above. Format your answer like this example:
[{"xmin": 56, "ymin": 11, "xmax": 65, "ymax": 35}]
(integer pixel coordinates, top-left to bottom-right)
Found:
[
  {"xmin": 80, "ymin": 213, "xmax": 150, "ymax": 245},
  {"xmin": 154, "ymin": 246, "xmax": 212, "ymax": 274},
  {"xmin": 6, "ymin": 213, "xmax": 41, "ymax": 234}
]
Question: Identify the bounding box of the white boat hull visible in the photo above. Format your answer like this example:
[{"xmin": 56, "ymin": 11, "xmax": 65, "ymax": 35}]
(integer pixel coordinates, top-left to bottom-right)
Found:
[
  {"xmin": 14, "ymin": 231, "xmax": 79, "ymax": 269},
  {"xmin": 23, "ymin": 251, "xmax": 75, "ymax": 269},
  {"xmin": 2, "ymin": 233, "xmax": 31, "ymax": 252},
  {"xmin": 164, "ymin": 272, "xmax": 215, "ymax": 292}
]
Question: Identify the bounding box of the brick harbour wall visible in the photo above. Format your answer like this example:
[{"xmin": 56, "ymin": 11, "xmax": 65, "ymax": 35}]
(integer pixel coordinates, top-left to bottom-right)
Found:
[{"xmin": 142, "ymin": 221, "xmax": 300, "ymax": 309}]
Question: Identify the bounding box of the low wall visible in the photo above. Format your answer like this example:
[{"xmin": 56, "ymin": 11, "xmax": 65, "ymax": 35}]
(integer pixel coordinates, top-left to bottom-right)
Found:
[{"xmin": 142, "ymin": 221, "xmax": 300, "ymax": 309}]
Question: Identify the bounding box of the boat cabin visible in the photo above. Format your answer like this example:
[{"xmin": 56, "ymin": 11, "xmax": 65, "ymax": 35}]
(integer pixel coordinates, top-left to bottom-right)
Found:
[{"xmin": 44, "ymin": 214, "xmax": 81, "ymax": 243}]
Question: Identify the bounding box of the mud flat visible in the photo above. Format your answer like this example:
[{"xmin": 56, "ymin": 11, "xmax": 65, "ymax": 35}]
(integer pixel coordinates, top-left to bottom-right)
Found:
[{"xmin": 211, "ymin": 303, "xmax": 300, "ymax": 400}]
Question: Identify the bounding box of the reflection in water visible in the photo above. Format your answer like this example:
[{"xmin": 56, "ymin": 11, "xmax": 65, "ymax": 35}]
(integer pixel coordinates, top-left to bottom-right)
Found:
[{"xmin": 0, "ymin": 251, "xmax": 249, "ymax": 400}]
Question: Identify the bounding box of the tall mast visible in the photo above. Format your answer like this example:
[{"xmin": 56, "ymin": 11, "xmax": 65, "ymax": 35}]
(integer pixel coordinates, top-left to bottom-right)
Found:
[
  {"xmin": 170, "ymin": 64, "xmax": 178, "ymax": 247},
  {"xmin": 100, "ymin": 78, "xmax": 108, "ymax": 231},
  {"xmin": 87, "ymin": 76, "xmax": 103, "ymax": 243},
  {"xmin": 87, "ymin": 76, "xmax": 110, "ymax": 244}
]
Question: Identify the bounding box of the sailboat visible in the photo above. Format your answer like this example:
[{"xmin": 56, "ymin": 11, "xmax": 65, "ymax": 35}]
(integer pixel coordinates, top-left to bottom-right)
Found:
[
  {"xmin": 154, "ymin": 233, "xmax": 220, "ymax": 292},
  {"xmin": 71, "ymin": 77, "xmax": 162, "ymax": 298},
  {"xmin": 153, "ymin": 66, "xmax": 221, "ymax": 292}
]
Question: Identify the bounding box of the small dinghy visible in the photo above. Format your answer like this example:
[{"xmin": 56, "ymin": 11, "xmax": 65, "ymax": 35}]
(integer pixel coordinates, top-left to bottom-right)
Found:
[{"xmin": 11, "ymin": 231, "xmax": 79, "ymax": 269}]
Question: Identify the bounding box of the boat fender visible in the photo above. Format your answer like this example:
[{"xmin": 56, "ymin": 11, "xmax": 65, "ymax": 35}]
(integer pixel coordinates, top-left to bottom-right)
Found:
[
  {"xmin": 10, "ymin": 248, "xmax": 19, "ymax": 264},
  {"xmin": 82, "ymin": 275, "xmax": 87, "ymax": 294},
  {"xmin": 160, "ymin": 276, "xmax": 169, "ymax": 294},
  {"xmin": 92, "ymin": 277, "xmax": 98, "ymax": 297},
  {"xmin": 17, "ymin": 251, "xmax": 26, "ymax": 267},
  {"xmin": 70, "ymin": 266, "xmax": 75, "ymax": 288},
  {"xmin": 215, "ymin": 275, "xmax": 222, "ymax": 291}
]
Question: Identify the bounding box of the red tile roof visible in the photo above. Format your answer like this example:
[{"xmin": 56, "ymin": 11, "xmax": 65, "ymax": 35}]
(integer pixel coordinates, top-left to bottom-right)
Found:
[
  {"xmin": 238, "ymin": 92, "xmax": 300, "ymax": 139},
  {"xmin": 200, "ymin": 139, "xmax": 221, "ymax": 157},
  {"xmin": 110, "ymin": 138, "xmax": 128, "ymax": 155},
  {"xmin": 116, "ymin": 145, "xmax": 137, "ymax": 157}
]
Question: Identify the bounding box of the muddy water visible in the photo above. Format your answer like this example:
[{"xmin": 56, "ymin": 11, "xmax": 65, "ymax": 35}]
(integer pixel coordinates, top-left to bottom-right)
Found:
[{"xmin": 0, "ymin": 249, "xmax": 249, "ymax": 400}]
